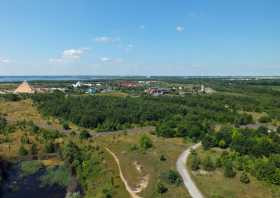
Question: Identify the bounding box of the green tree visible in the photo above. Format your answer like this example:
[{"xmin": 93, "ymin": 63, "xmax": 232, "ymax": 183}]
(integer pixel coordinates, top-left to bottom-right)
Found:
[{"xmin": 139, "ymin": 134, "xmax": 153, "ymax": 150}]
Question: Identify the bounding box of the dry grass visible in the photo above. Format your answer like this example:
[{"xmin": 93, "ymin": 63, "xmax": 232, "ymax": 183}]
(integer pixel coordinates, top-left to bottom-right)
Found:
[{"xmin": 95, "ymin": 131, "xmax": 191, "ymax": 198}]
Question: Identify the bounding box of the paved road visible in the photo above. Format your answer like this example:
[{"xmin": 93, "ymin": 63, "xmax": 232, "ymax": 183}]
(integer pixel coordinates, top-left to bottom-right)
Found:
[{"xmin": 176, "ymin": 143, "xmax": 204, "ymax": 198}]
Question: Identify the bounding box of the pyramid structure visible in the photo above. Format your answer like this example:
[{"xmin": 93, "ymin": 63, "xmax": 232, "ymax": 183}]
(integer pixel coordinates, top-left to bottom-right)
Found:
[{"xmin": 14, "ymin": 81, "xmax": 35, "ymax": 94}]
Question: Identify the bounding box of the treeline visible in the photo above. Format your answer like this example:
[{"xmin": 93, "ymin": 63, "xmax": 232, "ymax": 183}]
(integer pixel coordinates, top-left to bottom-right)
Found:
[
  {"xmin": 31, "ymin": 92, "xmax": 254, "ymax": 132},
  {"xmin": 201, "ymin": 126, "xmax": 280, "ymax": 185}
]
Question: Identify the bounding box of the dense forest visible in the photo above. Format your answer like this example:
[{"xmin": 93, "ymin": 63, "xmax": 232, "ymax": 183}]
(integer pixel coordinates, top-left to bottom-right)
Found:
[{"xmin": 31, "ymin": 92, "xmax": 259, "ymax": 132}]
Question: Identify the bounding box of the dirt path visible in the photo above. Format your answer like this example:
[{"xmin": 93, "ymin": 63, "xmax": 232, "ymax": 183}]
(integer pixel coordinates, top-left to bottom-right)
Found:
[
  {"xmin": 105, "ymin": 148, "xmax": 142, "ymax": 198},
  {"xmin": 176, "ymin": 143, "xmax": 204, "ymax": 198}
]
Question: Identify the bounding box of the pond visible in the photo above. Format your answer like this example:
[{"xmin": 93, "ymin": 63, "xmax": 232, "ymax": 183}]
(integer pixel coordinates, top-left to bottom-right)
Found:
[{"xmin": 0, "ymin": 162, "xmax": 67, "ymax": 198}]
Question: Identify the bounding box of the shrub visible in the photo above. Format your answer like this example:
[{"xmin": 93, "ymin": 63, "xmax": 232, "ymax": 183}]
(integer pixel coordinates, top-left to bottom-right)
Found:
[
  {"xmin": 20, "ymin": 135, "xmax": 29, "ymax": 144},
  {"xmin": 79, "ymin": 130, "xmax": 91, "ymax": 140},
  {"xmin": 166, "ymin": 170, "xmax": 182, "ymax": 185},
  {"xmin": 129, "ymin": 144, "xmax": 138, "ymax": 151},
  {"xmin": 20, "ymin": 160, "xmax": 42, "ymax": 177},
  {"xmin": 44, "ymin": 142, "xmax": 55, "ymax": 153},
  {"xmin": 31, "ymin": 124, "xmax": 40, "ymax": 133},
  {"xmin": 139, "ymin": 134, "xmax": 153, "ymax": 150},
  {"xmin": 191, "ymin": 154, "xmax": 201, "ymax": 171},
  {"xmin": 63, "ymin": 122, "xmax": 70, "ymax": 130},
  {"xmin": 156, "ymin": 182, "xmax": 168, "ymax": 194},
  {"xmin": 160, "ymin": 154, "xmax": 167, "ymax": 161},
  {"xmin": 30, "ymin": 143, "xmax": 38, "ymax": 155},
  {"xmin": 258, "ymin": 116, "xmax": 271, "ymax": 123},
  {"xmin": 18, "ymin": 145, "xmax": 29, "ymax": 156},
  {"xmin": 240, "ymin": 172, "xmax": 250, "ymax": 184},
  {"xmin": 0, "ymin": 116, "xmax": 7, "ymax": 130},
  {"xmin": 224, "ymin": 160, "xmax": 236, "ymax": 178},
  {"xmin": 202, "ymin": 155, "xmax": 216, "ymax": 171},
  {"xmin": 40, "ymin": 165, "xmax": 70, "ymax": 187}
]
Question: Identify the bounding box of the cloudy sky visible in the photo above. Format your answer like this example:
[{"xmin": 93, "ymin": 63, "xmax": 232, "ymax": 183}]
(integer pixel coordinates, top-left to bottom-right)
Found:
[{"xmin": 0, "ymin": 0, "xmax": 280, "ymax": 76}]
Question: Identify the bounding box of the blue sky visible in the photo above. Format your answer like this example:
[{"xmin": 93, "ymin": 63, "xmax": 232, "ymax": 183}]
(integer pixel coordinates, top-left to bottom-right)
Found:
[{"xmin": 0, "ymin": 0, "xmax": 280, "ymax": 76}]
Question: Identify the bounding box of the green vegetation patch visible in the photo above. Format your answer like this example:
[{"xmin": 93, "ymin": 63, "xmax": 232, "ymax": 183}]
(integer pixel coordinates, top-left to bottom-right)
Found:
[
  {"xmin": 20, "ymin": 160, "xmax": 43, "ymax": 177},
  {"xmin": 40, "ymin": 165, "xmax": 70, "ymax": 187}
]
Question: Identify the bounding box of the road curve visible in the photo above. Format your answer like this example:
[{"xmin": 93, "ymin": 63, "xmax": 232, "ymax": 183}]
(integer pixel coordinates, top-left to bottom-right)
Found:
[
  {"xmin": 176, "ymin": 143, "xmax": 204, "ymax": 198},
  {"xmin": 105, "ymin": 148, "xmax": 142, "ymax": 198}
]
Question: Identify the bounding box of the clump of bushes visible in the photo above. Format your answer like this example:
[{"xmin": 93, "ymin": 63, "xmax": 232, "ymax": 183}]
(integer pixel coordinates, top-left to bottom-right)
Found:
[
  {"xmin": 161, "ymin": 170, "xmax": 182, "ymax": 186},
  {"xmin": 224, "ymin": 160, "xmax": 236, "ymax": 178},
  {"xmin": 18, "ymin": 145, "xmax": 29, "ymax": 156},
  {"xmin": 20, "ymin": 160, "xmax": 42, "ymax": 177},
  {"xmin": 240, "ymin": 171, "xmax": 250, "ymax": 184},
  {"xmin": 79, "ymin": 130, "xmax": 91, "ymax": 140},
  {"xmin": 139, "ymin": 134, "xmax": 153, "ymax": 150},
  {"xmin": 156, "ymin": 181, "xmax": 168, "ymax": 194},
  {"xmin": 202, "ymin": 155, "xmax": 216, "ymax": 171}
]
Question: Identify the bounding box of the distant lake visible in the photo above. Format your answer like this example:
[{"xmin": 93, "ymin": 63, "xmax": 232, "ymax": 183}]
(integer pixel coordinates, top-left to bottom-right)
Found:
[
  {"xmin": 0, "ymin": 75, "xmax": 279, "ymax": 82},
  {"xmin": 0, "ymin": 76, "xmax": 155, "ymax": 82},
  {"xmin": 0, "ymin": 76, "xmax": 106, "ymax": 82}
]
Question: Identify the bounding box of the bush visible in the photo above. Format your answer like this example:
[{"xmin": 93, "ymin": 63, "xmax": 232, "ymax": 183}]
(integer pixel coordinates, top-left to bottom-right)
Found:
[
  {"xmin": 139, "ymin": 134, "xmax": 153, "ymax": 150},
  {"xmin": 0, "ymin": 116, "xmax": 7, "ymax": 130},
  {"xmin": 30, "ymin": 143, "xmax": 38, "ymax": 155},
  {"xmin": 156, "ymin": 182, "xmax": 168, "ymax": 194},
  {"xmin": 40, "ymin": 165, "xmax": 70, "ymax": 187},
  {"xmin": 44, "ymin": 142, "xmax": 55, "ymax": 153},
  {"xmin": 20, "ymin": 135, "xmax": 30, "ymax": 144},
  {"xmin": 160, "ymin": 154, "xmax": 167, "ymax": 161},
  {"xmin": 18, "ymin": 145, "xmax": 29, "ymax": 156},
  {"xmin": 224, "ymin": 160, "xmax": 236, "ymax": 178},
  {"xmin": 258, "ymin": 116, "xmax": 271, "ymax": 123},
  {"xmin": 79, "ymin": 130, "xmax": 91, "ymax": 140},
  {"xmin": 63, "ymin": 122, "xmax": 70, "ymax": 130},
  {"xmin": 166, "ymin": 170, "xmax": 182, "ymax": 185},
  {"xmin": 240, "ymin": 171, "xmax": 250, "ymax": 184},
  {"xmin": 202, "ymin": 155, "xmax": 216, "ymax": 171},
  {"xmin": 31, "ymin": 124, "xmax": 40, "ymax": 133},
  {"xmin": 191, "ymin": 154, "xmax": 201, "ymax": 171},
  {"xmin": 20, "ymin": 160, "xmax": 42, "ymax": 177}
]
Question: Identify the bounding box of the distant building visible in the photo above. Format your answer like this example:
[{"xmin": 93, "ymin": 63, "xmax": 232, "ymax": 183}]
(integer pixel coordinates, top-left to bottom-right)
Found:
[
  {"xmin": 86, "ymin": 87, "xmax": 97, "ymax": 94},
  {"xmin": 72, "ymin": 81, "xmax": 81, "ymax": 88},
  {"xmin": 14, "ymin": 81, "xmax": 35, "ymax": 94},
  {"xmin": 145, "ymin": 87, "xmax": 170, "ymax": 96},
  {"xmin": 119, "ymin": 81, "xmax": 141, "ymax": 88}
]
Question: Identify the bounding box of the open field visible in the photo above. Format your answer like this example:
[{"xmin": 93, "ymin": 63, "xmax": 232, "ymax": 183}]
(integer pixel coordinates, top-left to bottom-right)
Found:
[
  {"xmin": 95, "ymin": 131, "xmax": 191, "ymax": 198},
  {"xmin": 188, "ymin": 148, "xmax": 280, "ymax": 198}
]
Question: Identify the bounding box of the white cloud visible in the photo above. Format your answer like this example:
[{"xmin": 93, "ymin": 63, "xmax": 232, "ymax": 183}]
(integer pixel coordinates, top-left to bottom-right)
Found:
[
  {"xmin": 100, "ymin": 57, "xmax": 123, "ymax": 64},
  {"xmin": 176, "ymin": 26, "xmax": 185, "ymax": 32},
  {"xmin": 0, "ymin": 57, "xmax": 11, "ymax": 64},
  {"xmin": 100, "ymin": 57, "xmax": 111, "ymax": 62},
  {"xmin": 94, "ymin": 36, "xmax": 120, "ymax": 44},
  {"xmin": 49, "ymin": 48, "xmax": 89, "ymax": 64}
]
